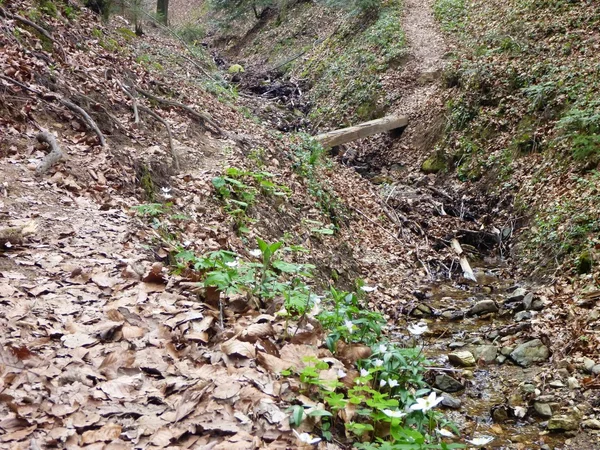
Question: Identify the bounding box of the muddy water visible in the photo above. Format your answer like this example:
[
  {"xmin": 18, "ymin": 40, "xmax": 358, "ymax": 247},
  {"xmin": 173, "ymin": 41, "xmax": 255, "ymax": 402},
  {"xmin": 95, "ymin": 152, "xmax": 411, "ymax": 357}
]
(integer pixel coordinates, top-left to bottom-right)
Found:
[{"xmin": 390, "ymin": 269, "xmax": 567, "ymax": 449}]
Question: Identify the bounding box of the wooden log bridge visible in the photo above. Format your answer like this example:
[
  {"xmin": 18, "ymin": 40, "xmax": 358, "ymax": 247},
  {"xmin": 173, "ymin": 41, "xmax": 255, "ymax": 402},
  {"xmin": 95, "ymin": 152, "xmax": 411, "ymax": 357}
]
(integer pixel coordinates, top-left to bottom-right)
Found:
[{"xmin": 315, "ymin": 115, "xmax": 408, "ymax": 148}]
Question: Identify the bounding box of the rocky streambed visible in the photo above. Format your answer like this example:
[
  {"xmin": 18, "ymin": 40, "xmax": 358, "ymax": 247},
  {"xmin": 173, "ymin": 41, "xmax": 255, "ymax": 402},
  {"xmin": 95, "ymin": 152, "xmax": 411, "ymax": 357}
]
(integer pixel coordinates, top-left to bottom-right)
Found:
[{"xmin": 391, "ymin": 271, "xmax": 600, "ymax": 449}]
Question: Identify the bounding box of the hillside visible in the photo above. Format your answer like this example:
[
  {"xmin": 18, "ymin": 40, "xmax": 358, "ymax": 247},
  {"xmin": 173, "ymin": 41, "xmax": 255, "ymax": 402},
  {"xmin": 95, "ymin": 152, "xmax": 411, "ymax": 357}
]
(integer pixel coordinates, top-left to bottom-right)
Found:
[{"xmin": 1, "ymin": 0, "xmax": 600, "ymax": 449}]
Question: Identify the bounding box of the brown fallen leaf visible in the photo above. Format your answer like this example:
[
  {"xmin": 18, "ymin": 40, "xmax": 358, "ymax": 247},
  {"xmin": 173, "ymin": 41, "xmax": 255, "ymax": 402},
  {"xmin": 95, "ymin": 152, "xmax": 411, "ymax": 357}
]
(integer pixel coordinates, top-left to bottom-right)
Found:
[
  {"xmin": 213, "ymin": 381, "xmax": 242, "ymax": 400},
  {"xmin": 61, "ymin": 332, "xmax": 98, "ymax": 348},
  {"xmin": 221, "ymin": 339, "xmax": 256, "ymax": 359},
  {"xmin": 81, "ymin": 423, "xmax": 122, "ymax": 444},
  {"xmin": 239, "ymin": 322, "xmax": 274, "ymax": 342}
]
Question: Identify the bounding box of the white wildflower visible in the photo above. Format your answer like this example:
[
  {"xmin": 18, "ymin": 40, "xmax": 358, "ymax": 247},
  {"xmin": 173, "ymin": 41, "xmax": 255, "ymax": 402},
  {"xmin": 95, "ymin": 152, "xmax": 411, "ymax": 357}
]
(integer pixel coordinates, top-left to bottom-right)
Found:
[
  {"xmin": 380, "ymin": 379, "xmax": 387, "ymax": 387},
  {"xmin": 388, "ymin": 379, "xmax": 399, "ymax": 388},
  {"xmin": 292, "ymin": 429, "xmax": 321, "ymax": 445},
  {"xmin": 409, "ymin": 392, "xmax": 444, "ymax": 413},
  {"xmin": 466, "ymin": 436, "xmax": 494, "ymax": 447},
  {"xmin": 437, "ymin": 428, "xmax": 455, "ymax": 438},
  {"xmin": 249, "ymin": 249, "xmax": 262, "ymax": 257},
  {"xmin": 344, "ymin": 320, "xmax": 354, "ymax": 334},
  {"xmin": 407, "ymin": 322, "xmax": 428, "ymax": 336},
  {"xmin": 360, "ymin": 368, "xmax": 369, "ymax": 377},
  {"xmin": 337, "ymin": 369, "xmax": 347, "ymax": 378},
  {"xmin": 378, "ymin": 344, "xmax": 387, "ymax": 353},
  {"xmin": 225, "ymin": 260, "xmax": 239, "ymax": 268},
  {"xmin": 382, "ymin": 409, "xmax": 406, "ymax": 418},
  {"xmin": 360, "ymin": 285, "xmax": 377, "ymax": 292},
  {"xmin": 161, "ymin": 187, "xmax": 172, "ymax": 199},
  {"xmin": 373, "ymin": 359, "xmax": 384, "ymax": 367}
]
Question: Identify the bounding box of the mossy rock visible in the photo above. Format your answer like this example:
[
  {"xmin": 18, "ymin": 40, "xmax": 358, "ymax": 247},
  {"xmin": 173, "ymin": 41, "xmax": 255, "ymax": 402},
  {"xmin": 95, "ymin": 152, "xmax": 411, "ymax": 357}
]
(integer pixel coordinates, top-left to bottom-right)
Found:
[
  {"xmin": 422, "ymin": 154, "xmax": 447, "ymax": 174},
  {"xmin": 228, "ymin": 64, "xmax": 245, "ymax": 74},
  {"xmin": 577, "ymin": 251, "xmax": 593, "ymax": 274}
]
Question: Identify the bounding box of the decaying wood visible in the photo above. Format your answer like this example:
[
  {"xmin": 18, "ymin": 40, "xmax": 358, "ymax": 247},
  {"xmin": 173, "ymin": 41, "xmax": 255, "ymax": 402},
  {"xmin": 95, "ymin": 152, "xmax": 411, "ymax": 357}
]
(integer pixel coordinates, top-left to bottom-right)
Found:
[
  {"xmin": 315, "ymin": 115, "xmax": 408, "ymax": 148},
  {"xmin": 136, "ymin": 87, "xmax": 221, "ymax": 134},
  {"xmin": 451, "ymin": 238, "xmax": 477, "ymax": 282},
  {"xmin": 36, "ymin": 131, "xmax": 64, "ymax": 174},
  {"xmin": 117, "ymin": 81, "xmax": 140, "ymax": 125},
  {"xmin": 138, "ymin": 104, "xmax": 180, "ymax": 171},
  {"xmin": 0, "ymin": 221, "xmax": 38, "ymax": 248}
]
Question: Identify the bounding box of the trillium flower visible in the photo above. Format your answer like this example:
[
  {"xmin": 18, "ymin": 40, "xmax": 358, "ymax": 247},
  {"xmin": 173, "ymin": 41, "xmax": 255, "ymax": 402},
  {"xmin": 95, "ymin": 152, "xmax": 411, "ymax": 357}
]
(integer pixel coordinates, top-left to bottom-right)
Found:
[
  {"xmin": 360, "ymin": 285, "xmax": 377, "ymax": 292},
  {"xmin": 380, "ymin": 379, "xmax": 387, "ymax": 387},
  {"xmin": 409, "ymin": 392, "xmax": 444, "ymax": 413},
  {"xmin": 378, "ymin": 344, "xmax": 387, "ymax": 353},
  {"xmin": 407, "ymin": 322, "xmax": 428, "ymax": 336},
  {"xmin": 373, "ymin": 359, "xmax": 384, "ymax": 367},
  {"xmin": 437, "ymin": 428, "xmax": 455, "ymax": 438},
  {"xmin": 337, "ymin": 369, "xmax": 347, "ymax": 378},
  {"xmin": 292, "ymin": 429, "xmax": 321, "ymax": 445},
  {"xmin": 360, "ymin": 368, "xmax": 369, "ymax": 377},
  {"xmin": 161, "ymin": 187, "xmax": 172, "ymax": 199},
  {"xmin": 388, "ymin": 379, "xmax": 399, "ymax": 388},
  {"xmin": 249, "ymin": 249, "xmax": 262, "ymax": 257},
  {"xmin": 466, "ymin": 436, "xmax": 494, "ymax": 447},
  {"xmin": 344, "ymin": 320, "xmax": 354, "ymax": 334},
  {"xmin": 382, "ymin": 409, "xmax": 406, "ymax": 418}
]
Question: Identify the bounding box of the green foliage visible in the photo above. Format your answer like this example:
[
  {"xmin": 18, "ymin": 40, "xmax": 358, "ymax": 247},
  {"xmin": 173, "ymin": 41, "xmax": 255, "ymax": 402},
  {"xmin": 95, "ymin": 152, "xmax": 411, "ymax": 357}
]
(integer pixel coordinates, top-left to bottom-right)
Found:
[
  {"xmin": 209, "ymin": 0, "xmax": 275, "ymax": 20},
  {"xmin": 319, "ymin": 0, "xmax": 382, "ymax": 15},
  {"xmin": 557, "ymin": 99, "xmax": 600, "ymax": 161},
  {"xmin": 302, "ymin": 0, "xmax": 405, "ymax": 124},
  {"xmin": 290, "ymin": 134, "xmax": 347, "ymax": 226},
  {"xmin": 212, "ymin": 167, "xmax": 291, "ymax": 234},
  {"xmin": 202, "ymin": 78, "xmax": 239, "ymax": 103},
  {"xmin": 35, "ymin": 0, "xmax": 58, "ymax": 17},
  {"xmin": 433, "ymin": 0, "xmax": 466, "ymax": 32},
  {"xmin": 178, "ymin": 22, "xmax": 206, "ymax": 44},
  {"xmin": 131, "ymin": 202, "xmax": 167, "ymax": 217}
]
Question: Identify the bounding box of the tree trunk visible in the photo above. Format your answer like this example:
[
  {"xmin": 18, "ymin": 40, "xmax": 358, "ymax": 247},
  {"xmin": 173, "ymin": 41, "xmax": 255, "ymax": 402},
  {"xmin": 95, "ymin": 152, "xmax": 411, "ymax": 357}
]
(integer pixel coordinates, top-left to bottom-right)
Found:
[{"xmin": 156, "ymin": 0, "xmax": 168, "ymax": 24}]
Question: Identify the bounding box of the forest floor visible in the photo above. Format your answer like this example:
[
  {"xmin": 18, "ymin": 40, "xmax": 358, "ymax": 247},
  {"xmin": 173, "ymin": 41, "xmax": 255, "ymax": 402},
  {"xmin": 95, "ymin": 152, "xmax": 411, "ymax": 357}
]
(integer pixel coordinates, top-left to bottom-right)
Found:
[{"xmin": 1, "ymin": 0, "xmax": 600, "ymax": 449}]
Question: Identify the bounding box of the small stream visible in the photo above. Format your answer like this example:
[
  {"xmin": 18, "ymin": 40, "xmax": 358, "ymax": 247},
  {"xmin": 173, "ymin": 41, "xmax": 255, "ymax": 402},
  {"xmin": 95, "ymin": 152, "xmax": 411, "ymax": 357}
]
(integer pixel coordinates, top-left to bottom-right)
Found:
[
  {"xmin": 211, "ymin": 50, "xmax": 579, "ymax": 448},
  {"xmin": 389, "ymin": 267, "xmax": 568, "ymax": 449}
]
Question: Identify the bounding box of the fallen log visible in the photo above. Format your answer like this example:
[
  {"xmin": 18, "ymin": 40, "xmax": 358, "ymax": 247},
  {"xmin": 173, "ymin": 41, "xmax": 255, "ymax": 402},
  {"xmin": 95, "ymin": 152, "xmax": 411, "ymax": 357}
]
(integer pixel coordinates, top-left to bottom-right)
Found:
[{"xmin": 315, "ymin": 115, "xmax": 408, "ymax": 148}]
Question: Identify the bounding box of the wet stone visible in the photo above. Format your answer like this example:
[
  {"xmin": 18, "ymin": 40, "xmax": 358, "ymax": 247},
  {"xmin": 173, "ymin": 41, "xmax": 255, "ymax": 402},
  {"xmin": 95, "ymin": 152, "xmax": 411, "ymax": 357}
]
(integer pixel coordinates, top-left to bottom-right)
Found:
[
  {"xmin": 441, "ymin": 394, "xmax": 462, "ymax": 409},
  {"xmin": 583, "ymin": 357, "xmax": 596, "ymax": 373},
  {"xmin": 506, "ymin": 287, "xmax": 528, "ymax": 303},
  {"xmin": 492, "ymin": 406, "xmax": 509, "ymax": 423},
  {"xmin": 448, "ymin": 341, "xmax": 466, "ymax": 349},
  {"xmin": 582, "ymin": 419, "xmax": 600, "ymax": 430},
  {"xmin": 534, "ymin": 402, "xmax": 553, "ymax": 418},
  {"xmin": 531, "ymin": 298, "xmax": 547, "ymax": 311},
  {"xmin": 523, "ymin": 292, "xmax": 534, "ymax": 310},
  {"xmin": 592, "ymin": 364, "xmax": 600, "ymax": 375},
  {"xmin": 468, "ymin": 300, "xmax": 499, "ymax": 316},
  {"xmin": 549, "ymin": 380, "xmax": 565, "ymax": 388},
  {"xmin": 435, "ymin": 374, "xmax": 465, "ymax": 393},
  {"xmin": 514, "ymin": 310, "xmax": 532, "ymax": 322},
  {"xmin": 472, "ymin": 345, "xmax": 497, "ymax": 364},
  {"xmin": 441, "ymin": 310, "xmax": 465, "ymax": 321},
  {"xmin": 547, "ymin": 415, "xmax": 579, "ymax": 431},
  {"xmin": 510, "ymin": 339, "xmax": 550, "ymax": 367},
  {"xmin": 448, "ymin": 350, "xmax": 476, "ymax": 367},
  {"xmin": 500, "ymin": 346, "xmax": 514, "ymax": 356},
  {"xmin": 496, "ymin": 355, "xmax": 506, "ymax": 364},
  {"xmin": 567, "ymin": 377, "xmax": 580, "ymax": 389},
  {"xmin": 411, "ymin": 303, "xmax": 433, "ymax": 317}
]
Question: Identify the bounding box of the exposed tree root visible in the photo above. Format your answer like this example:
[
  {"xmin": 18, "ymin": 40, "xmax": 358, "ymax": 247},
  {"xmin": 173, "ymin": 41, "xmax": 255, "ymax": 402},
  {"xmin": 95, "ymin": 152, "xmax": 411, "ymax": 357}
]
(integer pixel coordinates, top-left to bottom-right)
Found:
[
  {"xmin": 36, "ymin": 131, "xmax": 64, "ymax": 174},
  {"xmin": 138, "ymin": 104, "xmax": 180, "ymax": 171},
  {"xmin": 136, "ymin": 87, "xmax": 222, "ymax": 135},
  {"xmin": 116, "ymin": 81, "xmax": 140, "ymax": 125},
  {"xmin": 0, "ymin": 6, "xmax": 55, "ymax": 43},
  {"xmin": 0, "ymin": 75, "xmax": 107, "ymax": 147},
  {"xmin": 58, "ymin": 99, "xmax": 106, "ymax": 147}
]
